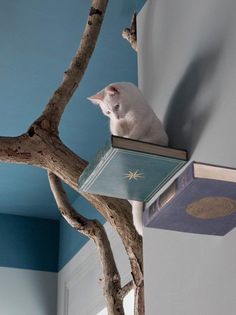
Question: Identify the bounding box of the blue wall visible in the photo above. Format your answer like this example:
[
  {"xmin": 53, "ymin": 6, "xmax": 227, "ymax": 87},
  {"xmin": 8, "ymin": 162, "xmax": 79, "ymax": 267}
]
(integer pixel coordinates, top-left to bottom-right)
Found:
[
  {"xmin": 0, "ymin": 0, "xmax": 144, "ymax": 219},
  {"xmin": 0, "ymin": 214, "xmax": 59, "ymax": 272},
  {"xmin": 136, "ymin": 0, "xmax": 147, "ymax": 11},
  {"xmin": 0, "ymin": 0, "xmax": 146, "ymax": 272}
]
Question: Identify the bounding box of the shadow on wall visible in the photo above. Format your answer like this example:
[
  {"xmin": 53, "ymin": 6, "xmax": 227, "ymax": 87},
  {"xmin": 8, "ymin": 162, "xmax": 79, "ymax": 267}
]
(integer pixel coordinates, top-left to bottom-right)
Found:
[{"xmin": 164, "ymin": 42, "xmax": 225, "ymax": 156}]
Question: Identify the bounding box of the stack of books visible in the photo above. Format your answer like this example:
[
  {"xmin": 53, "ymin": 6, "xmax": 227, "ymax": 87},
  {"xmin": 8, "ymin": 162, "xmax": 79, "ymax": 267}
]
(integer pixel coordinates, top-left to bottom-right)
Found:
[{"xmin": 79, "ymin": 136, "xmax": 236, "ymax": 235}]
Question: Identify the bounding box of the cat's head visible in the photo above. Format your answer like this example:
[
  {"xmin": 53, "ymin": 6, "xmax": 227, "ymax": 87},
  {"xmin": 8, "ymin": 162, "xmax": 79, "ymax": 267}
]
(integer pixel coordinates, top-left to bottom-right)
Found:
[{"xmin": 87, "ymin": 83, "xmax": 130, "ymax": 120}]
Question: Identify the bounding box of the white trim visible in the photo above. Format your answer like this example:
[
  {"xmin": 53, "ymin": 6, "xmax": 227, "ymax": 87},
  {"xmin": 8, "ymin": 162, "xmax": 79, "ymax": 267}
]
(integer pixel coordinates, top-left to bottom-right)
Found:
[{"xmin": 57, "ymin": 222, "xmax": 132, "ymax": 315}]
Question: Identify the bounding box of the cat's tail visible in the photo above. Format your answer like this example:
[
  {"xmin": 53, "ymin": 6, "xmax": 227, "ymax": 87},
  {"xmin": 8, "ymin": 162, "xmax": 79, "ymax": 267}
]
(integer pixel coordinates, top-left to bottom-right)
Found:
[{"xmin": 129, "ymin": 200, "xmax": 144, "ymax": 236}]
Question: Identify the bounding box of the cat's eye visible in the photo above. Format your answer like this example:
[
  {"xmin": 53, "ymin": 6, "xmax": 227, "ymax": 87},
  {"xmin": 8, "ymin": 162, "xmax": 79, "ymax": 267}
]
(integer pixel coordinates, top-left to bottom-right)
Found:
[
  {"xmin": 106, "ymin": 111, "xmax": 111, "ymax": 115},
  {"xmin": 114, "ymin": 104, "xmax": 120, "ymax": 111}
]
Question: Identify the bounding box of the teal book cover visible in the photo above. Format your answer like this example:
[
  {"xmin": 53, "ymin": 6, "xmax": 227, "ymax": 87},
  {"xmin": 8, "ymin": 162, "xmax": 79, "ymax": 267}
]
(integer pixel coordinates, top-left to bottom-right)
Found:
[{"xmin": 79, "ymin": 136, "xmax": 187, "ymax": 202}]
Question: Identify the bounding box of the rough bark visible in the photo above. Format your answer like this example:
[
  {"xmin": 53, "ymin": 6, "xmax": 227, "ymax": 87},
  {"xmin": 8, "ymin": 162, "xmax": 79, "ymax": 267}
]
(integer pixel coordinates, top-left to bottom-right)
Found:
[
  {"xmin": 118, "ymin": 280, "xmax": 134, "ymax": 300},
  {"xmin": 122, "ymin": 13, "xmax": 137, "ymax": 52},
  {"xmin": 37, "ymin": 0, "xmax": 110, "ymax": 134},
  {"xmin": 48, "ymin": 172, "xmax": 127, "ymax": 315},
  {"xmin": 0, "ymin": 1, "xmax": 144, "ymax": 314}
]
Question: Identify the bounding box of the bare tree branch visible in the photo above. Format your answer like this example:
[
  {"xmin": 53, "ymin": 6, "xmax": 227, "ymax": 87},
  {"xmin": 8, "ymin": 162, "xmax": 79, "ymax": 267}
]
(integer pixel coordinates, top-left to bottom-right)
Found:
[
  {"xmin": 0, "ymin": 135, "xmax": 32, "ymax": 164},
  {"xmin": 0, "ymin": 1, "xmax": 144, "ymax": 313},
  {"xmin": 122, "ymin": 13, "xmax": 137, "ymax": 52},
  {"xmin": 0, "ymin": 132, "xmax": 143, "ymax": 291},
  {"xmin": 0, "ymin": 133, "xmax": 144, "ymax": 314},
  {"xmin": 35, "ymin": 0, "xmax": 109, "ymax": 133},
  {"xmin": 48, "ymin": 172, "xmax": 125, "ymax": 314},
  {"xmin": 118, "ymin": 280, "xmax": 134, "ymax": 300}
]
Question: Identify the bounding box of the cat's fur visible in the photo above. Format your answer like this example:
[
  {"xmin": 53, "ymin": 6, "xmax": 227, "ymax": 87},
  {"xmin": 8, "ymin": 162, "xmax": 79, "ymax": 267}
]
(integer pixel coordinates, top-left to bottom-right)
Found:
[{"xmin": 88, "ymin": 82, "xmax": 168, "ymax": 235}]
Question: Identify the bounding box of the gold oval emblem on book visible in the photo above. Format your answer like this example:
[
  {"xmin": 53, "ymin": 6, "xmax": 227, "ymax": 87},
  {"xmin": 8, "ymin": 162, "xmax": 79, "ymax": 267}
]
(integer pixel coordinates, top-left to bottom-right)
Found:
[{"xmin": 186, "ymin": 197, "xmax": 236, "ymax": 219}]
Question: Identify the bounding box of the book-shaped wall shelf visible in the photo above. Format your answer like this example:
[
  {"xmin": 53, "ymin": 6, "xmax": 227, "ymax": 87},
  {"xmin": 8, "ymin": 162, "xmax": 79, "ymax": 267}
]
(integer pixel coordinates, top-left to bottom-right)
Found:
[
  {"xmin": 144, "ymin": 162, "xmax": 236, "ymax": 236},
  {"xmin": 79, "ymin": 136, "xmax": 187, "ymax": 202}
]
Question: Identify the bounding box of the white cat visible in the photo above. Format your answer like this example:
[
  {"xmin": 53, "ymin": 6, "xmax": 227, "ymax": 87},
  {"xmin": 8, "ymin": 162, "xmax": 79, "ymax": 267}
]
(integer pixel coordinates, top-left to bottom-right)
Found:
[{"xmin": 88, "ymin": 82, "xmax": 168, "ymax": 236}]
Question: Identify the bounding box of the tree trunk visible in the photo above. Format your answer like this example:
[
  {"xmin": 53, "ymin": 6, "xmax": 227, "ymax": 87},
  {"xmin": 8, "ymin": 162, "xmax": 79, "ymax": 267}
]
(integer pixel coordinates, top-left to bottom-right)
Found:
[
  {"xmin": 48, "ymin": 172, "xmax": 126, "ymax": 314},
  {"xmin": 0, "ymin": 1, "xmax": 145, "ymax": 313}
]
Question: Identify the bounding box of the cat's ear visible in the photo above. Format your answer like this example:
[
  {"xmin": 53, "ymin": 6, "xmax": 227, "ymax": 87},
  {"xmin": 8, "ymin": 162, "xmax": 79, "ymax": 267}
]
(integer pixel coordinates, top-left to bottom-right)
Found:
[
  {"xmin": 106, "ymin": 85, "xmax": 119, "ymax": 96},
  {"xmin": 87, "ymin": 90, "xmax": 104, "ymax": 105}
]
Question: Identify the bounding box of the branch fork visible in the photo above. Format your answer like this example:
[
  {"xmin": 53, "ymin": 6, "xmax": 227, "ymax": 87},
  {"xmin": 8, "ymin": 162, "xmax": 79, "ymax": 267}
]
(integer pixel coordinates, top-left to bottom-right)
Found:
[{"xmin": 0, "ymin": 1, "xmax": 144, "ymax": 314}]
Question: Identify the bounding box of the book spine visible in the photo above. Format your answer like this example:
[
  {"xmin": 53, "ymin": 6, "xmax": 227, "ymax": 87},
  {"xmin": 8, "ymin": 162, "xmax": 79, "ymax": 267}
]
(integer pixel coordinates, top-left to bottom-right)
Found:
[
  {"xmin": 144, "ymin": 163, "xmax": 194, "ymax": 226},
  {"xmin": 78, "ymin": 137, "xmax": 112, "ymax": 189}
]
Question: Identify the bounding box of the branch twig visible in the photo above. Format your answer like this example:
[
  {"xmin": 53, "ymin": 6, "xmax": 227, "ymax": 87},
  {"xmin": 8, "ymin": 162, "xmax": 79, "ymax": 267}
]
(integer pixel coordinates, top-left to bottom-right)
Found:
[
  {"xmin": 0, "ymin": 1, "xmax": 144, "ymax": 313},
  {"xmin": 118, "ymin": 280, "xmax": 134, "ymax": 300},
  {"xmin": 122, "ymin": 13, "xmax": 137, "ymax": 52},
  {"xmin": 48, "ymin": 172, "xmax": 125, "ymax": 315},
  {"xmin": 35, "ymin": 0, "xmax": 109, "ymax": 133}
]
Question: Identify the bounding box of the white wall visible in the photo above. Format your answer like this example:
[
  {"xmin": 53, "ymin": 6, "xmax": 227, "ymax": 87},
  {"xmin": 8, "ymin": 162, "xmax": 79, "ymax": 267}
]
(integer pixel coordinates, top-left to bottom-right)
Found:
[
  {"xmin": 143, "ymin": 228, "xmax": 236, "ymax": 315},
  {"xmin": 57, "ymin": 222, "xmax": 132, "ymax": 315},
  {"xmin": 0, "ymin": 267, "xmax": 57, "ymax": 315},
  {"xmin": 138, "ymin": 0, "xmax": 236, "ymax": 314},
  {"xmin": 138, "ymin": 0, "xmax": 236, "ymax": 167}
]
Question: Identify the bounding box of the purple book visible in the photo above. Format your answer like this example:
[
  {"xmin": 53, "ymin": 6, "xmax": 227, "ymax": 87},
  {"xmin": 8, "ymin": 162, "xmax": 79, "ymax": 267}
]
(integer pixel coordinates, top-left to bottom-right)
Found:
[{"xmin": 144, "ymin": 162, "xmax": 236, "ymax": 236}]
